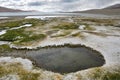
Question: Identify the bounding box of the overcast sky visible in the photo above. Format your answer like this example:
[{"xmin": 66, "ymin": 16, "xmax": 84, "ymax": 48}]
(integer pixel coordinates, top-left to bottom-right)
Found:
[{"xmin": 1, "ymin": 0, "xmax": 120, "ymax": 12}]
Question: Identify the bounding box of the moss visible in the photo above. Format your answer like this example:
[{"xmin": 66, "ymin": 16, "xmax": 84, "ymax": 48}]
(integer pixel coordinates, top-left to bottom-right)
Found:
[
  {"xmin": 19, "ymin": 34, "xmax": 46, "ymax": 43},
  {"xmin": 52, "ymin": 22, "xmax": 79, "ymax": 30},
  {"xmin": 0, "ymin": 29, "xmax": 28, "ymax": 41},
  {"xmin": 0, "ymin": 18, "xmax": 48, "ymax": 43},
  {"xmin": 0, "ymin": 25, "xmax": 46, "ymax": 42},
  {"xmin": 0, "ymin": 20, "xmax": 24, "ymax": 30},
  {"xmin": 0, "ymin": 19, "xmax": 46, "ymax": 30},
  {"xmin": 23, "ymin": 19, "xmax": 46, "ymax": 27}
]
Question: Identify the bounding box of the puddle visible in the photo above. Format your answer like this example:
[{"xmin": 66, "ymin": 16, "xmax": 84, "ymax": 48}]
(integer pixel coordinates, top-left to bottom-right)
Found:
[
  {"xmin": 0, "ymin": 41, "xmax": 9, "ymax": 45},
  {"xmin": 26, "ymin": 45, "xmax": 105, "ymax": 73},
  {"xmin": 10, "ymin": 24, "xmax": 32, "ymax": 30}
]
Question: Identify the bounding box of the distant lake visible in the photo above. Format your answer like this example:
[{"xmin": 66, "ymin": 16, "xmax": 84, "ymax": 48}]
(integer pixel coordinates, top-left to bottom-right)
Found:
[{"xmin": 0, "ymin": 12, "xmax": 119, "ymax": 18}]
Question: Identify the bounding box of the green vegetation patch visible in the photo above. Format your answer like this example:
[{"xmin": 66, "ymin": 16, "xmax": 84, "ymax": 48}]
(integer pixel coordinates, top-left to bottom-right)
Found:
[
  {"xmin": 0, "ymin": 29, "xmax": 27, "ymax": 41},
  {"xmin": 19, "ymin": 34, "xmax": 46, "ymax": 43},
  {"xmin": 0, "ymin": 28, "xmax": 46, "ymax": 43},
  {"xmin": 52, "ymin": 22, "xmax": 79, "ymax": 30},
  {"xmin": 23, "ymin": 19, "xmax": 46, "ymax": 27},
  {"xmin": 0, "ymin": 19, "xmax": 46, "ymax": 30},
  {"xmin": 0, "ymin": 20, "xmax": 24, "ymax": 30}
]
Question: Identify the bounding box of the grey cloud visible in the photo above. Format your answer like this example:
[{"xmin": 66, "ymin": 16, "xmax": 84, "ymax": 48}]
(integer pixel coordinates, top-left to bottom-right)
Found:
[
  {"xmin": 60, "ymin": 0, "xmax": 78, "ymax": 3},
  {"xmin": 28, "ymin": 2, "xmax": 46, "ymax": 6},
  {"xmin": 0, "ymin": 0, "xmax": 120, "ymax": 12}
]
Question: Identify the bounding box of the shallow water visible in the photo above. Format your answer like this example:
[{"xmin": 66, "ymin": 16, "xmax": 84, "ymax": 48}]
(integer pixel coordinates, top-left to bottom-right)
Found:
[
  {"xmin": 0, "ymin": 12, "xmax": 119, "ymax": 19},
  {"xmin": 0, "ymin": 23, "xmax": 32, "ymax": 36},
  {"xmin": 26, "ymin": 46, "xmax": 105, "ymax": 73}
]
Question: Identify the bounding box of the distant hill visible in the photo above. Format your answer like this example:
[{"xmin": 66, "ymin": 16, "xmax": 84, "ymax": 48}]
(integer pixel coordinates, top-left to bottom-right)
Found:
[
  {"xmin": 0, "ymin": 6, "xmax": 22, "ymax": 12},
  {"xmin": 73, "ymin": 4, "xmax": 120, "ymax": 15},
  {"xmin": 104, "ymin": 4, "xmax": 120, "ymax": 9}
]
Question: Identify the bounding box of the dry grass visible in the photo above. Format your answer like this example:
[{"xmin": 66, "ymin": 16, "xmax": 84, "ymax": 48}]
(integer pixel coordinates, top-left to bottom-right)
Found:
[
  {"xmin": 0, "ymin": 63, "xmax": 40, "ymax": 80},
  {"xmin": 52, "ymin": 22, "xmax": 79, "ymax": 30},
  {"xmin": 51, "ymin": 30, "xmax": 71, "ymax": 38},
  {"xmin": 86, "ymin": 31, "xmax": 108, "ymax": 37},
  {"xmin": 71, "ymin": 32, "xmax": 85, "ymax": 39}
]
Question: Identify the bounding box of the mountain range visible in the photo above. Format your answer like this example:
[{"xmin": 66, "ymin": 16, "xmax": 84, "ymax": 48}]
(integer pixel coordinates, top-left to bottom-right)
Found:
[
  {"xmin": 0, "ymin": 6, "xmax": 22, "ymax": 12},
  {"xmin": 0, "ymin": 4, "xmax": 120, "ymax": 15},
  {"xmin": 104, "ymin": 4, "xmax": 120, "ymax": 9},
  {"xmin": 73, "ymin": 4, "xmax": 120, "ymax": 15}
]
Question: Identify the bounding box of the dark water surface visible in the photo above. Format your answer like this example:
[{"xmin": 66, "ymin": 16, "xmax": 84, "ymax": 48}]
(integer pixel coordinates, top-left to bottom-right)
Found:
[
  {"xmin": 27, "ymin": 46, "xmax": 105, "ymax": 73},
  {"xmin": 1, "ymin": 45, "xmax": 105, "ymax": 73},
  {"xmin": 0, "ymin": 12, "xmax": 118, "ymax": 18}
]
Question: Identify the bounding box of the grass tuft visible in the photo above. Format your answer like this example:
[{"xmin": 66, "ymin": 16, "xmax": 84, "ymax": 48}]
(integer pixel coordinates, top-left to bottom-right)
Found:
[
  {"xmin": 0, "ymin": 44, "xmax": 13, "ymax": 53},
  {"xmin": 88, "ymin": 67, "xmax": 120, "ymax": 80},
  {"xmin": 52, "ymin": 22, "xmax": 79, "ymax": 30},
  {"xmin": 0, "ymin": 63, "xmax": 40, "ymax": 80}
]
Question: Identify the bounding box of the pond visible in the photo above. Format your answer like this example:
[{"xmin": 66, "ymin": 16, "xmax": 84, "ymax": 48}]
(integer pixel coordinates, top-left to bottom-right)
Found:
[
  {"xmin": 26, "ymin": 45, "xmax": 105, "ymax": 73},
  {"xmin": 0, "ymin": 45, "xmax": 105, "ymax": 73}
]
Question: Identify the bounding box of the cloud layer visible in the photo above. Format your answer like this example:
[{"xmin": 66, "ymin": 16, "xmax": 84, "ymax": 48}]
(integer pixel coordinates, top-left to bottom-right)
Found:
[{"xmin": 1, "ymin": 0, "xmax": 120, "ymax": 12}]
